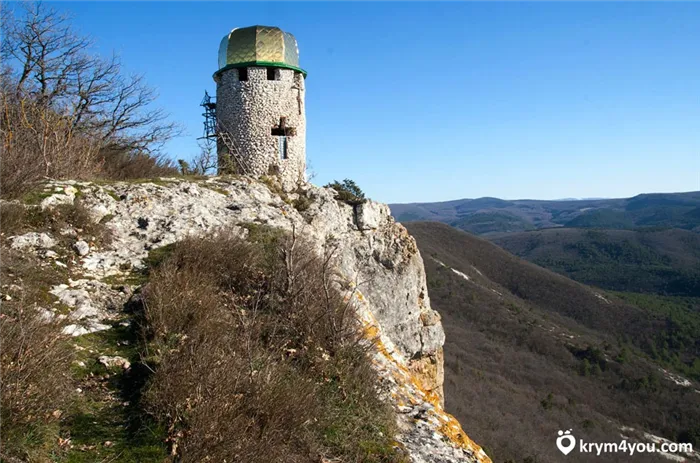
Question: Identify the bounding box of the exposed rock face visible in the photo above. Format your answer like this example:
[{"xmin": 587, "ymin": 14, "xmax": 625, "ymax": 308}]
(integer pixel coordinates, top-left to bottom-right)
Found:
[
  {"xmin": 10, "ymin": 232, "xmax": 57, "ymax": 251},
  {"xmin": 49, "ymin": 279, "xmax": 126, "ymax": 336},
  {"xmin": 14, "ymin": 177, "xmax": 490, "ymax": 463}
]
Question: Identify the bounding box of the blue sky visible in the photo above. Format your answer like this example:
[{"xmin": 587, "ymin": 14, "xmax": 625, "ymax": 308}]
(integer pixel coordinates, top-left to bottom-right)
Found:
[{"xmin": 44, "ymin": 2, "xmax": 700, "ymax": 203}]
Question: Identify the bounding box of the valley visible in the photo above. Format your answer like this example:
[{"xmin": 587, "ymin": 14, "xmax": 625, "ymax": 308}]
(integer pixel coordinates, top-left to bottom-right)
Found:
[{"xmin": 404, "ymin": 222, "xmax": 700, "ymax": 463}]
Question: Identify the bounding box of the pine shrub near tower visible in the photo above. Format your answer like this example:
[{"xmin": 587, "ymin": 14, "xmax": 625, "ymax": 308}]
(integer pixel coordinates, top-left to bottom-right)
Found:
[{"xmin": 327, "ymin": 179, "xmax": 367, "ymax": 206}]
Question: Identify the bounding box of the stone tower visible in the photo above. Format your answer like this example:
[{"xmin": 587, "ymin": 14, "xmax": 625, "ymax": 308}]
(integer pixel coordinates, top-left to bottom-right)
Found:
[{"xmin": 214, "ymin": 26, "xmax": 307, "ymax": 188}]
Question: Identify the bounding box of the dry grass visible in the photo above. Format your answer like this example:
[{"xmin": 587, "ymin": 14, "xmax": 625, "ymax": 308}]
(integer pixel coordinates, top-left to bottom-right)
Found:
[
  {"xmin": 0, "ymin": 202, "xmax": 27, "ymax": 236},
  {"xmin": 139, "ymin": 228, "xmax": 405, "ymax": 462},
  {"xmin": 0, "ymin": 248, "xmax": 74, "ymax": 461},
  {"xmin": 51, "ymin": 200, "xmax": 114, "ymax": 247},
  {"xmin": 0, "ymin": 96, "xmax": 103, "ymax": 199},
  {"xmin": 0, "ymin": 98, "xmax": 178, "ymax": 199},
  {"xmin": 1, "ymin": 199, "xmax": 112, "ymax": 249},
  {"xmin": 0, "ymin": 307, "xmax": 73, "ymax": 460},
  {"xmin": 0, "ymin": 201, "xmax": 112, "ymax": 462},
  {"xmin": 98, "ymin": 149, "xmax": 179, "ymax": 182}
]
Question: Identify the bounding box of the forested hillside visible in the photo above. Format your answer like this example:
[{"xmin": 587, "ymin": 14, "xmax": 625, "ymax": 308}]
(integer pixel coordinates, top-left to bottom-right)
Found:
[
  {"xmin": 405, "ymin": 221, "xmax": 700, "ymax": 463},
  {"xmin": 491, "ymin": 228, "xmax": 700, "ymax": 296}
]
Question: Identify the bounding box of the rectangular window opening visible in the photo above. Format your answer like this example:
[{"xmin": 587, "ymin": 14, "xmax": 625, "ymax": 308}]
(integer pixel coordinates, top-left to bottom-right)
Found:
[
  {"xmin": 238, "ymin": 67, "xmax": 248, "ymax": 81},
  {"xmin": 267, "ymin": 67, "xmax": 277, "ymax": 81},
  {"xmin": 278, "ymin": 136, "xmax": 288, "ymax": 160}
]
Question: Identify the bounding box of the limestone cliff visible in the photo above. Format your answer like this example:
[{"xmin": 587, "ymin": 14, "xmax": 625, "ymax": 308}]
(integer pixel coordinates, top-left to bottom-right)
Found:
[{"xmin": 11, "ymin": 177, "xmax": 491, "ymax": 463}]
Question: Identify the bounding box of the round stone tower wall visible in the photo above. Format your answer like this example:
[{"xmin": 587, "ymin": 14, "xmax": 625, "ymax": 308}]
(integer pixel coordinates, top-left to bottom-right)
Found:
[{"xmin": 215, "ymin": 66, "xmax": 306, "ymax": 188}]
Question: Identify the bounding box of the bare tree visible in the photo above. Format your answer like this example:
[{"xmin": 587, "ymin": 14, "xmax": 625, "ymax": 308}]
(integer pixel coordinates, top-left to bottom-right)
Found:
[
  {"xmin": 0, "ymin": 2, "xmax": 181, "ymax": 196},
  {"xmin": 1, "ymin": 92, "xmax": 103, "ymax": 185},
  {"xmin": 2, "ymin": 2, "xmax": 180, "ymax": 151},
  {"xmin": 177, "ymin": 140, "xmax": 217, "ymax": 176}
]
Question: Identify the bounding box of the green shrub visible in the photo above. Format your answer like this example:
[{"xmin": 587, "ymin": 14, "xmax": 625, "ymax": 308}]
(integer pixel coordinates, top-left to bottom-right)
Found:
[
  {"xmin": 678, "ymin": 427, "xmax": 700, "ymax": 446},
  {"xmin": 292, "ymin": 194, "xmax": 313, "ymax": 212},
  {"xmin": 326, "ymin": 179, "xmax": 367, "ymax": 206}
]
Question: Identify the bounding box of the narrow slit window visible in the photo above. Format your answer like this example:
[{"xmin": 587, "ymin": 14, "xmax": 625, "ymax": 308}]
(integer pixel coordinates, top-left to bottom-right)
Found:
[
  {"xmin": 238, "ymin": 67, "xmax": 248, "ymax": 81},
  {"xmin": 267, "ymin": 67, "xmax": 277, "ymax": 81},
  {"xmin": 278, "ymin": 136, "xmax": 288, "ymax": 160}
]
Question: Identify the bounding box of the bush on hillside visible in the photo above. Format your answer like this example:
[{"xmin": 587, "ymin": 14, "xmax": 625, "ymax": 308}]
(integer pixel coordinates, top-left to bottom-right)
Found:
[
  {"xmin": 140, "ymin": 229, "xmax": 405, "ymax": 462},
  {"xmin": 98, "ymin": 148, "xmax": 178, "ymax": 181},
  {"xmin": 0, "ymin": 308, "xmax": 73, "ymax": 461},
  {"xmin": 0, "ymin": 202, "xmax": 27, "ymax": 236},
  {"xmin": 326, "ymin": 179, "xmax": 367, "ymax": 206}
]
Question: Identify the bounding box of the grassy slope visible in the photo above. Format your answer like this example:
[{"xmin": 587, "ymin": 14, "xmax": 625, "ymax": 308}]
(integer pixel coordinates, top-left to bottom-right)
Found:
[{"xmin": 405, "ymin": 221, "xmax": 700, "ymax": 463}]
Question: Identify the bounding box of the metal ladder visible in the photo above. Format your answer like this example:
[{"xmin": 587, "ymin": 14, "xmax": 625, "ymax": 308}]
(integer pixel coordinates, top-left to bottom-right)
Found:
[{"xmin": 216, "ymin": 121, "xmax": 251, "ymax": 175}]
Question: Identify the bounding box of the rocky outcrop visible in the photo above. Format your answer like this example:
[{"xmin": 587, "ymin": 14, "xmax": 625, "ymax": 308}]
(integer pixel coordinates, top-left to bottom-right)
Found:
[
  {"xmin": 9, "ymin": 177, "xmax": 490, "ymax": 463},
  {"xmin": 10, "ymin": 231, "xmax": 57, "ymax": 251}
]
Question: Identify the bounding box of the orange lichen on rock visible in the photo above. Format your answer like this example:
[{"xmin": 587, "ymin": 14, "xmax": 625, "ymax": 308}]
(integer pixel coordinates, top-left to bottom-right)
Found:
[
  {"xmin": 423, "ymin": 389, "xmax": 442, "ymax": 409},
  {"xmin": 353, "ymin": 285, "xmax": 491, "ymax": 462},
  {"xmin": 363, "ymin": 323, "xmax": 380, "ymax": 340},
  {"xmin": 407, "ymin": 349, "xmax": 444, "ymax": 406},
  {"xmin": 438, "ymin": 413, "xmax": 492, "ymax": 463},
  {"xmin": 402, "ymin": 350, "xmax": 491, "ymax": 461}
]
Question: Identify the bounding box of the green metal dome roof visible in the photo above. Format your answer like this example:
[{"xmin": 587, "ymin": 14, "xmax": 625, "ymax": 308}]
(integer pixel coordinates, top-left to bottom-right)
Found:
[{"xmin": 216, "ymin": 25, "xmax": 306, "ymax": 77}]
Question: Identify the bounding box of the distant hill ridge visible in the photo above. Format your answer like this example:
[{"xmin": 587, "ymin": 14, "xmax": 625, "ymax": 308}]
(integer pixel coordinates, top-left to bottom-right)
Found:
[{"xmin": 391, "ymin": 191, "xmax": 700, "ymax": 235}]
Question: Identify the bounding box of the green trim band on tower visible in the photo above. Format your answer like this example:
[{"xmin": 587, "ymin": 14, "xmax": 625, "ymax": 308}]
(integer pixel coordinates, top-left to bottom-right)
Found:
[{"xmin": 213, "ymin": 62, "xmax": 308, "ymax": 79}]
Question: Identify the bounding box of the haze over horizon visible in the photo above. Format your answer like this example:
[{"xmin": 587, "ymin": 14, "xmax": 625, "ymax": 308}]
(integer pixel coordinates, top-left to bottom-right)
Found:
[
  {"xmin": 391, "ymin": 190, "xmax": 699, "ymax": 205},
  {"xmin": 46, "ymin": 2, "xmax": 700, "ymax": 203}
]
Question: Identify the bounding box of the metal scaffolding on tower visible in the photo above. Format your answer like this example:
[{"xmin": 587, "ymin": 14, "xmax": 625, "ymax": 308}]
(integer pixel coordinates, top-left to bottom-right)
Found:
[
  {"xmin": 199, "ymin": 90, "xmax": 250, "ymax": 175},
  {"xmin": 200, "ymin": 90, "xmax": 217, "ymax": 139}
]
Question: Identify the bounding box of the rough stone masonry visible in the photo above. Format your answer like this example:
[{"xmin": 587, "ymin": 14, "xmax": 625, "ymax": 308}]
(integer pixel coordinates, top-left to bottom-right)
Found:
[{"xmin": 214, "ymin": 26, "xmax": 307, "ymax": 188}]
